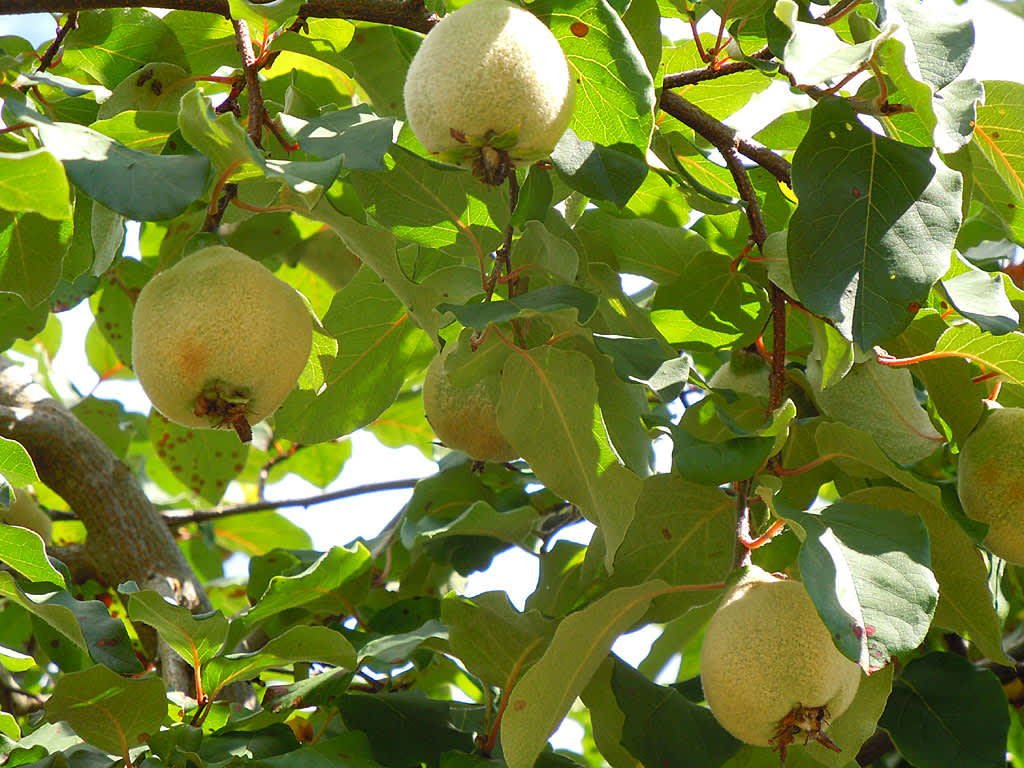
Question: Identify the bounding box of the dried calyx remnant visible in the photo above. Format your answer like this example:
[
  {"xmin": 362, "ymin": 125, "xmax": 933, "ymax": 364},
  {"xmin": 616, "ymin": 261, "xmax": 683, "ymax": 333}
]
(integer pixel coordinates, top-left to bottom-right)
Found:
[{"xmin": 402, "ymin": 0, "xmax": 574, "ymax": 184}]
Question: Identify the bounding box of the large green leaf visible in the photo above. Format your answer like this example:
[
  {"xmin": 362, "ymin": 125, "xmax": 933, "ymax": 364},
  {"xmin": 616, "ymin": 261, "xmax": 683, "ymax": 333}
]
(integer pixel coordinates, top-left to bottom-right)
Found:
[
  {"xmin": 611, "ymin": 657, "xmax": 740, "ymax": 768},
  {"xmin": 0, "ymin": 150, "xmax": 71, "ymax": 221},
  {"xmin": 274, "ymin": 266, "xmax": 435, "ymax": 443},
  {"xmin": 602, "ymin": 473, "xmax": 732, "ymax": 621},
  {"xmin": 500, "ymin": 580, "xmax": 666, "ymax": 768},
  {"xmin": 62, "ymin": 8, "xmax": 189, "ymax": 87},
  {"xmin": 122, "ymin": 585, "xmax": 229, "ymax": 668},
  {"xmin": 0, "ymin": 525, "xmax": 63, "ymax": 587},
  {"xmin": 0, "ymin": 435, "xmax": 39, "ymax": 488},
  {"xmin": 202, "ymin": 626, "xmax": 357, "ymax": 701},
  {"xmin": 0, "ymin": 210, "xmax": 71, "ymax": 307},
  {"xmin": 843, "ymin": 488, "xmax": 1007, "ymax": 664},
  {"xmin": 530, "ymin": 0, "xmax": 655, "ymax": 152},
  {"xmin": 783, "ymin": 501, "xmax": 938, "ymax": 672},
  {"xmin": 7, "ymin": 100, "xmax": 210, "ymax": 222},
  {"xmin": 788, "ymin": 99, "xmax": 962, "ymax": 347},
  {"xmin": 934, "ymin": 324, "xmax": 1024, "ymax": 384},
  {"xmin": 0, "ymin": 574, "xmax": 140, "ymax": 674},
  {"xmin": 879, "ymin": 652, "xmax": 1009, "ymax": 768},
  {"xmin": 45, "ymin": 665, "xmax": 167, "ymax": 757},
  {"xmin": 148, "ymin": 412, "xmax": 249, "ymax": 505},
  {"xmin": 441, "ymin": 591, "xmax": 554, "ymax": 687},
  {"xmin": 970, "ymin": 80, "xmax": 1024, "ymax": 244}
]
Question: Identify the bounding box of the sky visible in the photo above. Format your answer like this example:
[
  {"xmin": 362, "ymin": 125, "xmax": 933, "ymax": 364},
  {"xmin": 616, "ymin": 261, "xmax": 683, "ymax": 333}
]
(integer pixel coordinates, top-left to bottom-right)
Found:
[{"xmin": 1, "ymin": 0, "xmax": 1023, "ymax": 747}]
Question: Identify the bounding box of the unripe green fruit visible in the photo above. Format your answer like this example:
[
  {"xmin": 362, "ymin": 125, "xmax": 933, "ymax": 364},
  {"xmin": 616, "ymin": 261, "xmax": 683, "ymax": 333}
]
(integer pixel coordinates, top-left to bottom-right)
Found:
[
  {"xmin": 422, "ymin": 344, "xmax": 517, "ymax": 463},
  {"xmin": 1, "ymin": 488, "xmax": 51, "ymax": 542},
  {"xmin": 403, "ymin": 0, "xmax": 574, "ymax": 175},
  {"xmin": 958, "ymin": 406, "xmax": 1024, "ymax": 564},
  {"xmin": 132, "ymin": 246, "xmax": 313, "ymax": 439},
  {"xmin": 700, "ymin": 566, "xmax": 861, "ymax": 748}
]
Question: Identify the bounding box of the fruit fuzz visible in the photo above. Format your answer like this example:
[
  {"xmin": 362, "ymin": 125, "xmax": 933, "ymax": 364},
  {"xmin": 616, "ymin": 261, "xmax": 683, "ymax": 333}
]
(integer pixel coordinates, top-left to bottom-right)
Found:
[
  {"xmin": 958, "ymin": 406, "xmax": 1024, "ymax": 564},
  {"xmin": 131, "ymin": 246, "xmax": 313, "ymax": 441},
  {"xmin": 402, "ymin": 0, "xmax": 574, "ymax": 183},
  {"xmin": 700, "ymin": 567, "xmax": 861, "ymax": 758}
]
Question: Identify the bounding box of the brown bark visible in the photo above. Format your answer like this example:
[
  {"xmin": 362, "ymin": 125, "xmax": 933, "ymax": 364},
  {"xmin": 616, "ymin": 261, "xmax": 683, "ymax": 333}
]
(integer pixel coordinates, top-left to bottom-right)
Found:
[
  {"xmin": 0, "ymin": 358, "xmax": 207, "ymax": 687},
  {"xmin": 0, "ymin": 0, "xmax": 439, "ymax": 33}
]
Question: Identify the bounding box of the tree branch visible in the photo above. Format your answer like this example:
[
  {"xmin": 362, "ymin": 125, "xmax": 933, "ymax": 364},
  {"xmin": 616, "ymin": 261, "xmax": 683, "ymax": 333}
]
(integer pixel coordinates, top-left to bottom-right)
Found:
[
  {"xmin": 0, "ymin": 358, "xmax": 211, "ymax": 688},
  {"xmin": 659, "ymin": 90, "xmax": 792, "ymax": 187},
  {"xmin": 161, "ymin": 477, "xmax": 425, "ymax": 525},
  {"xmin": 2, "ymin": 0, "xmax": 440, "ymax": 33}
]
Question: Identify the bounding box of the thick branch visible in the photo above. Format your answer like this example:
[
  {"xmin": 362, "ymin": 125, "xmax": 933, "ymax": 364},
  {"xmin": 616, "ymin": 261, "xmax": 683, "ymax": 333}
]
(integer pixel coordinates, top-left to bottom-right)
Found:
[
  {"xmin": 0, "ymin": 360, "xmax": 213, "ymax": 621},
  {"xmin": 1, "ymin": 0, "xmax": 440, "ymax": 33},
  {"xmin": 659, "ymin": 90, "xmax": 792, "ymax": 187}
]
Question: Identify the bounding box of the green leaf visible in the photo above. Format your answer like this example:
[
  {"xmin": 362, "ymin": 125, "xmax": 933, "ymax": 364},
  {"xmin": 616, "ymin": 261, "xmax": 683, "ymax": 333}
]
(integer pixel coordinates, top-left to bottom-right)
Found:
[
  {"xmin": 0, "ymin": 150, "xmax": 71, "ymax": 221},
  {"xmin": 497, "ymin": 346, "xmax": 631, "ymax": 562},
  {"xmin": 593, "ymin": 334, "xmax": 689, "ymax": 401},
  {"xmin": 162, "ymin": 10, "xmax": 236, "ymax": 73},
  {"xmin": 439, "ymin": 285, "xmax": 599, "ymax": 330},
  {"xmin": 227, "ymin": 0, "xmax": 301, "ymax": 29},
  {"xmin": 0, "ymin": 525, "xmax": 64, "ymax": 587},
  {"xmin": 275, "ymin": 266, "xmax": 435, "ymax": 443},
  {"xmin": 842, "ymin": 488, "xmax": 1007, "ymax": 664},
  {"xmin": 550, "ymin": 130, "xmax": 648, "ymax": 207},
  {"xmin": 358, "ymin": 618, "xmax": 448, "ymax": 666},
  {"xmin": 0, "ymin": 210, "xmax": 71, "ymax": 307},
  {"xmin": 775, "ymin": 0, "xmax": 879, "ymax": 86},
  {"xmin": 879, "ymin": 652, "xmax": 1009, "ymax": 768},
  {"xmin": 788, "ymin": 98, "xmax": 962, "ymax": 347},
  {"xmin": 337, "ymin": 692, "xmax": 474, "ymax": 768},
  {"xmin": 897, "ymin": 0, "xmax": 974, "ymax": 92},
  {"xmin": 0, "ymin": 435, "xmax": 39, "ymax": 487},
  {"xmin": 203, "ymin": 625, "xmax": 357, "ymax": 700},
  {"xmin": 0, "ymin": 574, "xmax": 141, "ymax": 673},
  {"xmin": 602, "ymin": 474, "xmax": 733, "ymax": 621},
  {"xmin": 0, "ymin": 293, "xmax": 50, "ymax": 352},
  {"xmin": 442, "ymin": 591, "xmax": 554, "ymax": 687},
  {"xmin": 349, "ymin": 147, "xmax": 506, "ymax": 263},
  {"xmin": 934, "ymin": 323, "xmax": 1024, "ymax": 385},
  {"xmin": 970, "ymin": 80, "xmax": 1024, "ymax": 244},
  {"xmin": 611, "ymin": 656, "xmax": 741, "ymax": 768},
  {"xmin": 148, "ymin": 412, "xmax": 249, "ymax": 505},
  {"xmin": 62, "ymin": 9, "xmax": 188, "ymax": 88},
  {"xmin": 8, "ymin": 100, "xmax": 210, "ymax": 222},
  {"xmin": 45, "ymin": 665, "xmax": 167, "ymax": 756},
  {"xmin": 244, "ymin": 544, "xmax": 372, "ymax": 622},
  {"xmin": 941, "ymin": 263, "xmax": 1019, "ymax": 335},
  {"xmin": 278, "ymin": 106, "xmax": 397, "ymax": 172},
  {"xmin": 500, "ymin": 580, "xmax": 667, "ymax": 768},
  {"xmin": 783, "ymin": 500, "xmax": 939, "ymax": 672},
  {"xmin": 121, "ymin": 585, "xmax": 229, "ymax": 667},
  {"xmin": 531, "ymin": 0, "xmax": 654, "ymax": 152},
  {"xmin": 808, "ymin": 358, "xmax": 943, "ymax": 465}
]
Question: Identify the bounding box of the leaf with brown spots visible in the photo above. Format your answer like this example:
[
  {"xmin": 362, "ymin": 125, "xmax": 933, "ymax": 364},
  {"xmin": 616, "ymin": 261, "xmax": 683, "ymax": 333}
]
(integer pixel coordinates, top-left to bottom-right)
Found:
[{"xmin": 148, "ymin": 411, "xmax": 249, "ymax": 504}]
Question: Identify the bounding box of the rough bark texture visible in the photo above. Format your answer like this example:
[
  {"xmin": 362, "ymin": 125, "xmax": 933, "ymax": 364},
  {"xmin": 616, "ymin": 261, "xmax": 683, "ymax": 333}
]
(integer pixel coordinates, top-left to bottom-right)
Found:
[{"xmin": 0, "ymin": 358, "xmax": 207, "ymax": 691}]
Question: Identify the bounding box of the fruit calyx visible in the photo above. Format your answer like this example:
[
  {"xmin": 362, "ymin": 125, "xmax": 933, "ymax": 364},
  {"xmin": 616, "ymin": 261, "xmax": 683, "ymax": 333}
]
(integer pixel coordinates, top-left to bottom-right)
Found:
[
  {"xmin": 771, "ymin": 704, "xmax": 841, "ymax": 764},
  {"xmin": 193, "ymin": 380, "xmax": 253, "ymax": 442}
]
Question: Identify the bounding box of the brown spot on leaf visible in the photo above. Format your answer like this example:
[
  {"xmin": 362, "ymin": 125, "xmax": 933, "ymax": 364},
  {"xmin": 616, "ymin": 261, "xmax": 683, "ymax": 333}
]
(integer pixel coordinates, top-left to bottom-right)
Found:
[
  {"xmin": 570, "ymin": 21, "xmax": 588, "ymax": 37},
  {"xmin": 513, "ymin": 700, "xmax": 526, "ymax": 711},
  {"xmin": 661, "ymin": 528, "xmax": 672, "ymax": 540}
]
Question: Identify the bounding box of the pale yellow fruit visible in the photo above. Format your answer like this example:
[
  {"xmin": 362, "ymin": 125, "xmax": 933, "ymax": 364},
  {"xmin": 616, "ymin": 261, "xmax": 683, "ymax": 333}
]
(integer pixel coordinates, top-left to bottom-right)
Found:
[
  {"xmin": 1, "ymin": 488, "xmax": 51, "ymax": 542},
  {"xmin": 132, "ymin": 246, "xmax": 313, "ymax": 435},
  {"xmin": 958, "ymin": 406, "xmax": 1024, "ymax": 564},
  {"xmin": 403, "ymin": 0, "xmax": 574, "ymax": 160},
  {"xmin": 423, "ymin": 344, "xmax": 517, "ymax": 463},
  {"xmin": 700, "ymin": 566, "xmax": 862, "ymax": 747}
]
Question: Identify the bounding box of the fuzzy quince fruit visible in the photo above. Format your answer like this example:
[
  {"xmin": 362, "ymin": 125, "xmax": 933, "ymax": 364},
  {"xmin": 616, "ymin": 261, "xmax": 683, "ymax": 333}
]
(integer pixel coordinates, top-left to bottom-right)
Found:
[
  {"xmin": 423, "ymin": 342, "xmax": 517, "ymax": 463},
  {"xmin": 402, "ymin": 0, "xmax": 574, "ymax": 182},
  {"xmin": 700, "ymin": 567, "xmax": 861, "ymax": 758},
  {"xmin": 132, "ymin": 245, "xmax": 313, "ymax": 441},
  {"xmin": 958, "ymin": 406, "xmax": 1024, "ymax": 564}
]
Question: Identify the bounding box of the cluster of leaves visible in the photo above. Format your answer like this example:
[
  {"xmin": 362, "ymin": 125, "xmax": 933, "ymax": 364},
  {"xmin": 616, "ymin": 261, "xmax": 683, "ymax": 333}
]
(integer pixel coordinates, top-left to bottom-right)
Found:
[{"xmin": 0, "ymin": 0, "xmax": 1023, "ymax": 766}]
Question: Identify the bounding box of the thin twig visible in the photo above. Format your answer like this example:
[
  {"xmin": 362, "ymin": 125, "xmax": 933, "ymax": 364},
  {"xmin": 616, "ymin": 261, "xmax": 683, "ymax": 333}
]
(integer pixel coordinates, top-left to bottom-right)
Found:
[
  {"xmin": 232, "ymin": 18, "xmax": 264, "ymax": 148},
  {"xmin": 201, "ymin": 182, "xmax": 237, "ymax": 232},
  {"xmin": 161, "ymin": 477, "xmax": 424, "ymax": 524},
  {"xmin": 659, "ymin": 90, "xmax": 792, "ymax": 187},
  {"xmin": 662, "ymin": 46, "xmax": 773, "ymax": 89},
  {"xmin": 34, "ymin": 12, "xmax": 77, "ymax": 73}
]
